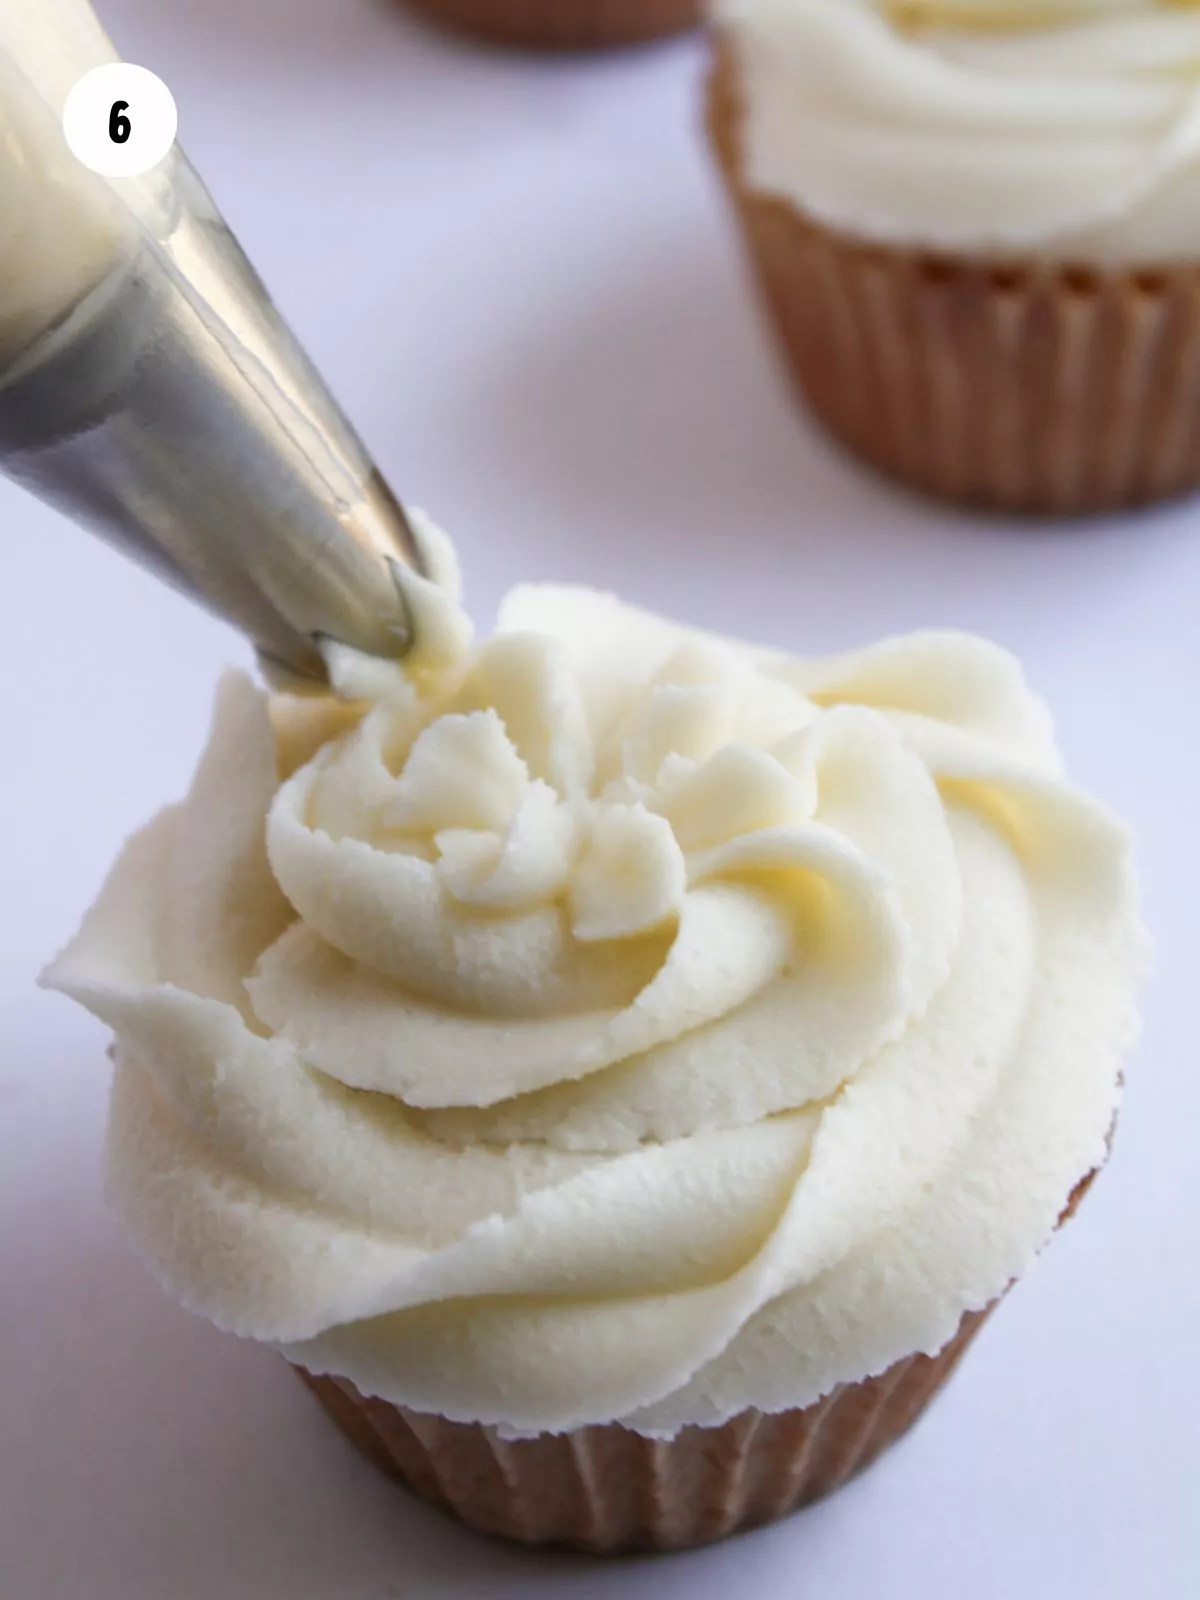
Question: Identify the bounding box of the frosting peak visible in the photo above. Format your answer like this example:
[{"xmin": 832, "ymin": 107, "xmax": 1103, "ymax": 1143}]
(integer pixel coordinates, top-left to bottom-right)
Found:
[{"xmin": 43, "ymin": 521, "xmax": 1144, "ymax": 1436}]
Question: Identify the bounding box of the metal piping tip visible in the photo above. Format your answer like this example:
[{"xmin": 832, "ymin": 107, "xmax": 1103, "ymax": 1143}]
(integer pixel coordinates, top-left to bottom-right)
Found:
[{"xmin": 0, "ymin": 135, "xmax": 426, "ymax": 688}]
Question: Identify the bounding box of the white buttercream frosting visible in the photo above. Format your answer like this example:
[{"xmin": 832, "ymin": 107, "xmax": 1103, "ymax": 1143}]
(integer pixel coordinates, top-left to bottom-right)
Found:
[
  {"xmin": 716, "ymin": 0, "xmax": 1200, "ymax": 263},
  {"xmin": 44, "ymin": 516, "xmax": 1144, "ymax": 1437}
]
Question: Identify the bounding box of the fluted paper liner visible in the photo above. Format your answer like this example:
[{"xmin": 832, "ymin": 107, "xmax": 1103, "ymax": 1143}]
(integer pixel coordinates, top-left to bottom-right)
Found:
[
  {"xmin": 297, "ymin": 1166, "xmax": 1100, "ymax": 1553},
  {"xmin": 298, "ymin": 1306, "xmax": 989, "ymax": 1553},
  {"xmin": 400, "ymin": 0, "xmax": 697, "ymax": 49},
  {"xmin": 708, "ymin": 41, "xmax": 1200, "ymax": 514}
]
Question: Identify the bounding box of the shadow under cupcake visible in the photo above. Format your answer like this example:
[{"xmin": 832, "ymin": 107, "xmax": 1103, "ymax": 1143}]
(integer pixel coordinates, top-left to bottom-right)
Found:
[{"xmin": 398, "ymin": 0, "xmax": 699, "ymax": 51}]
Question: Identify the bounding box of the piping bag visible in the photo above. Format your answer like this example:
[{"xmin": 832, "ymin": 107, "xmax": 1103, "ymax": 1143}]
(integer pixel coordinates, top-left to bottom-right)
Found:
[{"xmin": 0, "ymin": 0, "xmax": 424, "ymax": 689}]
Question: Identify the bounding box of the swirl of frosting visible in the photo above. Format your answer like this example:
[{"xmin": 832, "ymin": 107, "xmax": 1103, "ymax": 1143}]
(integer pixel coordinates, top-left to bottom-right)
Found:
[
  {"xmin": 44, "ymin": 516, "xmax": 1144, "ymax": 1435},
  {"xmin": 716, "ymin": 0, "xmax": 1200, "ymax": 262}
]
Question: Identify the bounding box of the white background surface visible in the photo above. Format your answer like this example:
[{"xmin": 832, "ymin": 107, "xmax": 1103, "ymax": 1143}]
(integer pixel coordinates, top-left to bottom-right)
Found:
[{"xmin": 3, "ymin": 2, "xmax": 1198, "ymax": 1596}]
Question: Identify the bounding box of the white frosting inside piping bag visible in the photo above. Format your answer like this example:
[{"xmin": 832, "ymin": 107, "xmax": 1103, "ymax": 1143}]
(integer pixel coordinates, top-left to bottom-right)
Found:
[
  {"xmin": 0, "ymin": 0, "xmax": 129, "ymax": 363},
  {"xmin": 0, "ymin": 0, "xmax": 185, "ymax": 366},
  {"xmin": 44, "ymin": 514, "xmax": 1145, "ymax": 1437},
  {"xmin": 715, "ymin": 0, "xmax": 1200, "ymax": 264}
]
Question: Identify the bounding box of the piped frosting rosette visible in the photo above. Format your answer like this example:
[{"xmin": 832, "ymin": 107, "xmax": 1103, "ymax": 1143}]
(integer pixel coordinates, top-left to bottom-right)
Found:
[
  {"xmin": 46, "ymin": 517, "xmax": 1143, "ymax": 1436},
  {"xmin": 717, "ymin": 0, "xmax": 1200, "ymax": 261}
]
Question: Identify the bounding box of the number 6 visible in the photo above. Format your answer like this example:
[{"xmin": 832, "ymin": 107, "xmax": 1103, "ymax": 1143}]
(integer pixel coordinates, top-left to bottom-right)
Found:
[{"xmin": 109, "ymin": 100, "xmax": 131, "ymax": 144}]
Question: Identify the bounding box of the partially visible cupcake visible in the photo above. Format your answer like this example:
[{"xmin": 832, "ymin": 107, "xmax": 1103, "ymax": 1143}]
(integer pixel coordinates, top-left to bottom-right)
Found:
[
  {"xmin": 43, "ymin": 517, "xmax": 1145, "ymax": 1554},
  {"xmin": 401, "ymin": 0, "xmax": 697, "ymax": 50},
  {"xmin": 708, "ymin": 0, "xmax": 1200, "ymax": 513}
]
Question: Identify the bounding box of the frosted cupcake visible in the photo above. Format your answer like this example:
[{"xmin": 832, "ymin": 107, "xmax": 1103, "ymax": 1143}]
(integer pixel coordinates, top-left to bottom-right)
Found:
[
  {"xmin": 45, "ymin": 518, "xmax": 1144, "ymax": 1553},
  {"xmin": 400, "ymin": 0, "xmax": 697, "ymax": 50},
  {"xmin": 709, "ymin": 0, "xmax": 1200, "ymax": 513}
]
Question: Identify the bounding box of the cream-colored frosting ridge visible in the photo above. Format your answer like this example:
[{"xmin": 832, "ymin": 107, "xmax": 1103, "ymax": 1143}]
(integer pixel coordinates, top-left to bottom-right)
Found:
[
  {"xmin": 716, "ymin": 0, "xmax": 1200, "ymax": 263},
  {"xmin": 45, "ymin": 516, "xmax": 1144, "ymax": 1437}
]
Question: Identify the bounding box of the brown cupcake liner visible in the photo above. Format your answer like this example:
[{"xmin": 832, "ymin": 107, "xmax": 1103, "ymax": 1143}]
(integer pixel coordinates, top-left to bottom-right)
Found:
[
  {"xmin": 298, "ymin": 1304, "xmax": 990, "ymax": 1553},
  {"xmin": 298, "ymin": 1169, "xmax": 1100, "ymax": 1555},
  {"xmin": 400, "ymin": 0, "xmax": 698, "ymax": 50},
  {"xmin": 708, "ymin": 40, "xmax": 1200, "ymax": 515}
]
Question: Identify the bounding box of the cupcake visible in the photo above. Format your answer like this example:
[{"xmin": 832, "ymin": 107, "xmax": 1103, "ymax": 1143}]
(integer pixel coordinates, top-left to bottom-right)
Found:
[
  {"xmin": 400, "ymin": 0, "xmax": 698, "ymax": 50},
  {"xmin": 43, "ymin": 516, "xmax": 1144, "ymax": 1553},
  {"xmin": 708, "ymin": 0, "xmax": 1200, "ymax": 513}
]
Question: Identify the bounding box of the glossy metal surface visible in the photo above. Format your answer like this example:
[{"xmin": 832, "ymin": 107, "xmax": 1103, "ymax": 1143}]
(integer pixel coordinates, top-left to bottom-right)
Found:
[{"xmin": 0, "ymin": 151, "xmax": 423, "ymax": 687}]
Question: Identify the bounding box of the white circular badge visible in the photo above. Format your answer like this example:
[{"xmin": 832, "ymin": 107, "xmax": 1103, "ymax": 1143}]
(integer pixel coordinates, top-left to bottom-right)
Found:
[{"xmin": 63, "ymin": 63, "xmax": 178, "ymax": 179}]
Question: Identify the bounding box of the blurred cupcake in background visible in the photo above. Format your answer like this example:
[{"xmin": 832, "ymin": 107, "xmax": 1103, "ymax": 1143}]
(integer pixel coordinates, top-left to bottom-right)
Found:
[
  {"xmin": 708, "ymin": 0, "xmax": 1200, "ymax": 513},
  {"xmin": 401, "ymin": 0, "xmax": 698, "ymax": 50}
]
